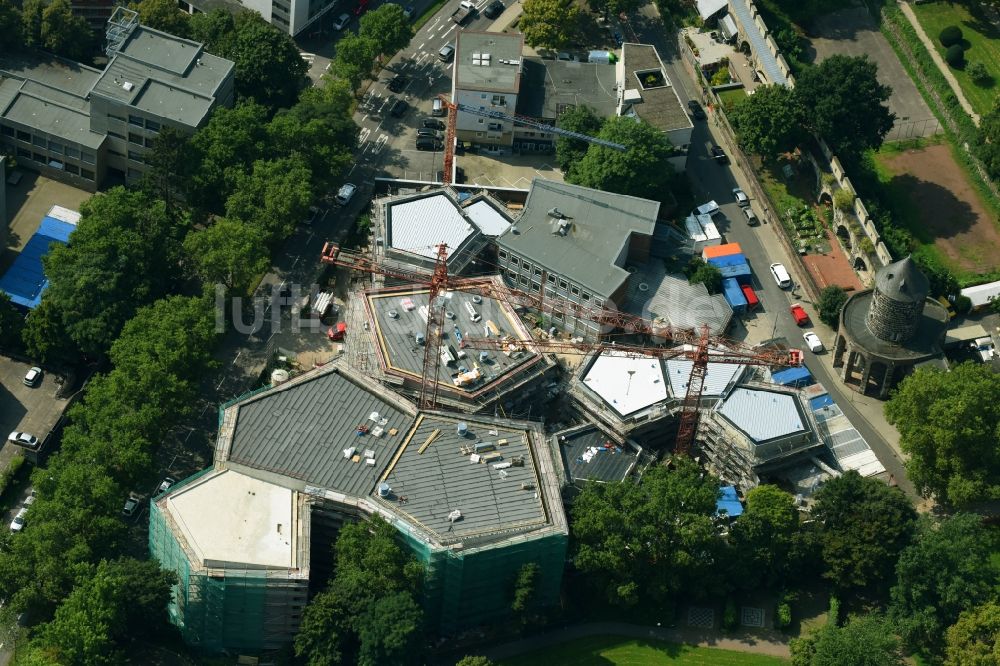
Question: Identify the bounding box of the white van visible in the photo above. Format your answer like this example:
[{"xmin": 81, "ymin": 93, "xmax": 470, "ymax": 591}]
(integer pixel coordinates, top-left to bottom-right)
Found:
[
  {"xmin": 695, "ymin": 200, "xmax": 720, "ymax": 217},
  {"xmin": 769, "ymin": 262, "xmax": 792, "ymax": 288},
  {"xmin": 431, "ymin": 98, "xmax": 445, "ymax": 117},
  {"xmin": 464, "ymin": 301, "xmax": 481, "ymax": 322}
]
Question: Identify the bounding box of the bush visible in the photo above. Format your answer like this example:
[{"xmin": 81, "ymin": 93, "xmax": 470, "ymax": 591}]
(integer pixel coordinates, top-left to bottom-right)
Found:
[
  {"xmin": 945, "ymin": 44, "xmax": 965, "ymax": 67},
  {"xmin": 775, "ymin": 602, "xmax": 792, "ymax": 630},
  {"xmin": 817, "ymin": 286, "xmax": 849, "ymax": 327},
  {"xmin": 0, "ymin": 455, "xmax": 25, "ymax": 498},
  {"xmin": 723, "ymin": 597, "xmax": 738, "ymax": 631},
  {"xmin": 828, "ymin": 596, "xmax": 841, "ymax": 627},
  {"xmin": 967, "ymin": 61, "xmax": 991, "ymax": 86},
  {"xmin": 954, "ymin": 294, "xmax": 972, "ymax": 314},
  {"xmin": 711, "ymin": 68, "xmax": 731, "ymax": 86},
  {"xmin": 833, "ymin": 188, "xmax": 855, "ymax": 212},
  {"xmin": 939, "ymin": 25, "xmax": 963, "ymax": 48}
]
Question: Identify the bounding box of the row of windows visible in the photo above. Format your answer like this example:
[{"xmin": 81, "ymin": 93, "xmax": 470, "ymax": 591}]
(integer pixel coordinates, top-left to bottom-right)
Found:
[
  {"xmin": 110, "ymin": 113, "xmax": 161, "ymax": 133},
  {"xmin": 497, "ymin": 250, "xmax": 600, "ymax": 305},
  {"xmin": 14, "ymin": 147, "xmax": 94, "ymax": 181},
  {"xmin": 2, "ymin": 125, "xmax": 94, "ymax": 163}
]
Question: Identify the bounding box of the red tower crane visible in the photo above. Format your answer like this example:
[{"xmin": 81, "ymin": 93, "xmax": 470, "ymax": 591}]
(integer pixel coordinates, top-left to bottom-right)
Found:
[{"xmin": 320, "ymin": 242, "xmax": 802, "ymax": 452}]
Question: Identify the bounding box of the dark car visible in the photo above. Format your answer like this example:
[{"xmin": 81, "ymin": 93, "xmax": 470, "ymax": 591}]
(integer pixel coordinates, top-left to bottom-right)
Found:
[
  {"xmin": 613, "ymin": 31, "xmax": 624, "ymax": 47},
  {"xmin": 422, "ymin": 118, "xmax": 445, "ymax": 130},
  {"xmin": 711, "ymin": 145, "xmax": 729, "ymax": 164},
  {"xmin": 483, "ymin": 0, "xmax": 504, "ymax": 18},
  {"xmin": 389, "ymin": 98, "xmax": 409, "ymax": 117},
  {"xmin": 687, "ymin": 99, "xmax": 706, "ymax": 120},
  {"xmin": 387, "ymin": 75, "xmax": 408, "ymax": 93},
  {"xmin": 416, "ymin": 137, "xmax": 442, "ymax": 151},
  {"xmin": 417, "ymin": 128, "xmax": 443, "ymax": 139}
]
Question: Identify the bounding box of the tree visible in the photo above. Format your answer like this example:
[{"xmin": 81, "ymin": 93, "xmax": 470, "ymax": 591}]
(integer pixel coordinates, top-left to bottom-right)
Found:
[
  {"xmin": 356, "ymin": 592, "xmax": 423, "ymax": 666},
  {"xmin": 455, "ymin": 658, "xmax": 495, "ymax": 666},
  {"xmin": 329, "ymin": 32, "xmax": 378, "ymax": 92},
  {"xmin": 0, "ymin": 0, "xmax": 24, "ymax": 52},
  {"xmin": 39, "ymin": 0, "xmax": 93, "ymax": 62},
  {"xmin": 511, "ymin": 562, "xmax": 540, "ymax": 621},
  {"xmin": 817, "ymin": 286, "xmax": 848, "ymax": 327},
  {"xmin": 22, "ymin": 298, "xmax": 75, "ymax": 365},
  {"xmin": 939, "ymin": 25, "xmax": 963, "ymax": 47},
  {"xmin": 183, "ymin": 218, "xmax": 270, "ymax": 295},
  {"xmin": 567, "ymin": 116, "xmax": 675, "ymax": 203},
  {"xmin": 188, "ymin": 7, "xmax": 235, "ymax": 50},
  {"xmin": 945, "ymin": 601, "xmax": 1000, "ymax": 666},
  {"xmin": 554, "ymin": 105, "xmax": 603, "ymax": 172},
  {"xmin": 795, "ymin": 55, "xmax": 895, "ymax": 166},
  {"xmin": 21, "ymin": 0, "xmax": 45, "ymax": 49},
  {"xmin": 129, "ymin": 0, "xmax": 190, "ymax": 37},
  {"xmin": 0, "ymin": 292, "xmax": 24, "ymax": 351},
  {"xmin": 225, "ymin": 155, "xmax": 313, "ymax": 247},
  {"xmin": 811, "ymin": 471, "xmax": 916, "ymax": 600},
  {"xmin": 570, "ymin": 459, "xmax": 725, "ymax": 607},
  {"xmin": 889, "ymin": 514, "xmax": 997, "ymax": 655},
  {"xmin": 977, "ymin": 102, "xmax": 1000, "ymax": 180},
  {"xmin": 945, "ymin": 44, "xmax": 965, "ymax": 68},
  {"xmin": 359, "ymin": 4, "xmax": 413, "ymax": 61},
  {"xmin": 728, "ymin": 485, "xmax": 799, "ymax": 590},
  {"xmin": 967, "ymin": 62, "xmax": 992, "ymax": 86},
  {"xmin": 587, "ymin": 0, "xmax": 640, "ymax": 18},
  {"xmin": 689, "ymin": 262, "xmax": 722, "ymax": 295},
  {"xmin": 519, "ymin": 0, "xmax": 580, "ymax": 50},
  {"xmin": 885, "ymin": 363, "xmax": 1000, "ymax": 506},
  {"xmin": 142, "ymin": 126, "xmax": 193, "ymax": 217},
  {"xmin": 730, "ymin": 84, "xmax": 806, "ymax": 157},
  {"xmin": 294, "ymin": 591, "xmax": 347, "ymax": 666},
  {"xmin": 791, "ymin": 614, "xmax": 903, "ymax": 666}
]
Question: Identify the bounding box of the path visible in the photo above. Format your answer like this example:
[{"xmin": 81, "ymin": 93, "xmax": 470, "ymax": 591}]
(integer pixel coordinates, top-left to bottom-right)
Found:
[
  {"xmin": 898, "ymin": 1, "xmax": 981, "ymax": 127},
  {"xmin": 480, "ymin": 621, "xmax": 791, "ymax": 661}
]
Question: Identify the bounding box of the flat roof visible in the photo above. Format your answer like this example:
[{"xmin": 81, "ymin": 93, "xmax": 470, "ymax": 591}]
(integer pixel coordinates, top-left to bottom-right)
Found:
[
  {"xmin": 717, "ymin": 387, "xmax": 808, "ymax": 443},
  {"xmin": 498, "ymin": 179, "xmax": 659, "ymax": 298},
  {"xmin": 665, "ymin": 354, "xmax": 744, "ymax": 398},
  {"xmin": 375, "ymin": 413, "xmax": 548, "ymax": 542},
  {"xmin": 0, "ymin": 53, "xmax": 103, "ymax": 98},
  {"xmin": 2, "ymin": 92, "xmax": 105, "ymax": 149},
  {"xmin": 455, "ymin": 31, "xmax": 524, "ymax": 94},
  {"xmin": 625, "ymin": 264, "xmax": 733, "ymax": 335},
  {"xmin": 367, "ymin": 286, "xmax": 538, "ymax": 394},
  {"xmin": 165, "ymin": 469, "xmax": 297, "ymax": 569},
  {"xmin": 557, "ymin": 426, "xmax": 640, "ymax": 483},
  {"xmin": 619, "ymin": 44, "xmax": 693, "ymax": 133},
  {"xmin": 580, "ymin": 351, "xmax": 667, "ymax": 416},
  {"xmin": 223, "ymin": 366, "xmax": 414, "ymax": 496},
  {"xmin": 517, "ymin": 57, "xmax": 618, "ymax": 120},
  {"xmin": 387, "ymin": 192, "xmax": 479, "ymax": 260},
  {"xmin": 464, "ymin": 197, "xmax": 512, "ymax": 237}
]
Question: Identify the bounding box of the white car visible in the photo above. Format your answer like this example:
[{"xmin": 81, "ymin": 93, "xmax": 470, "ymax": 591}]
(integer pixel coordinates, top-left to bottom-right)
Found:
[
  {"xmin": 733, "ymin": 188, "xmax": 749, "ymax": 207},
  {"xmin": 157, "ymin": 477, "xmax": 176, "ymax": 494},
  {"xmin": 332, "ymin": 12, "xmax": 351, "ymax": 30},
  {"xmin": 803, "ymin": 331, "xmax": 824, "ymax": 353},
  {"xmin": 10, "ymin": 507, "xmax": 27, "ymax": 533},
  {"xmin": 24, "ymin": 490, "xmax": 36, "ymax": 506},
  {"xmin": 7, "ymin": 431, "xmax": 38, "ymax": 449},
  {"xmin": 23, "ymin": 366, "xmax": 42, "ymax": 387},
  {"xmin": 334, "ymin": 183, "xmax": 357, "ymax": 206},
  {"xmin": 769, "ymin": 262, "xmax": 792, "ymax": 288}
]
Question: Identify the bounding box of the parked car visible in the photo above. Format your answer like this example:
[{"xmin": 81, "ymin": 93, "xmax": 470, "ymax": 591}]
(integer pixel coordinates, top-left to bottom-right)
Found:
[
  {"xmin": 742, "ymin": 207, "xmax": 758, "ymax": 225},
  {"xmin": 23, "ymin": 366, "xmax": 42, "ymax": 387},
  {"xmin": 417, "ymin": 128, "xmax": 443, "ymax": 140},
  {"xmin": 483, "ymin": 0, "xmax": 504, "ymax": 17},
  {"xmin": 304, "ymin": 206, "xmax": 320, "ymax": 224},
  {"xmin": 328, "ymin": 322, "xmax": 347, "ymax": 341},
  {"xmin": 803, "ymin": 331, "xmax": 824, "ymax": 352},
  {"xmin": 733, "ymin": 187, "xmax": 749, "ymax": 207},
  {"xmin": 122, "ymin": 493, "xmax": 140, "ymax": 517},
  {"xmin": 770, "ymin": 262, "xmax": 792, "ymax": 288},
  {"xmin": 790, "ymin": 303, "xmax": 810, "ymax": 326},
  {"xmin": 332, "ymin": 12, "xmax": 351, "ymax": 30},
  {"xmin": 416, "ymin": 137, "xmax": 442, "ymax": 151},
  {"xmin": 387, "ymin": 75, "xmax": 408, "ymax": 93},
  {"xmin": 971, "ymin": 336, "xmax": 995, "ymax": 362},
  {"xmin": 403, "ymin": 4, "xmax": 414, "ymax": 18},
  {"xmin": 334, "ymin": 183, "xmax": 357, "ymax": 206},
  {"xmin": 157, "ymin": 477, "xmax": 176, "ymax": 494},
  {"xmin": 9, "ymin": 507, "xmax": 27, "ymax": 533},
  {"xmin": 438, "ymin": 43, "xmax": 455, "ymax": 62},
  {"xmin": 613, "ymin": 31, "xmax": 624, "ymax": 47},
  {"xmin": 390, "ymin": 98, "xmax": 409, "ymax": 117},
  {"xmin": 422, "ymin": 118, "xmax": 445, "ymax": 130},
  {"xmin": 687, "ymin": 99, "xmax": 706, "ymax": 120},
  {"xmin": 7, "ymin": 431, "xmax": 38, "ymax": 449},
  {"xmin": 711, "ymin": 145, "xmax": 729, "ymax": 164}
]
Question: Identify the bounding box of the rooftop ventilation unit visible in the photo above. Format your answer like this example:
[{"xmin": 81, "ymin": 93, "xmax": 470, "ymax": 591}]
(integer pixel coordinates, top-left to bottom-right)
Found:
[
  {"xmin": 378, "ymin": 482, "xmax": 392, "ymax": 498},
  {"xmin": 457, "ymin": 422, "xmax": 469, "ymax": 436},
  {"xmin": 447, "ymin": 509, "xmax": 462, "ymax": 522},
  {"xmin": 122, "ymin": 81, "xmax": 135, "ymax": 92},
  {"xmin": 548, "ymin": 207, "xmax": 564, "ymax": 218}
]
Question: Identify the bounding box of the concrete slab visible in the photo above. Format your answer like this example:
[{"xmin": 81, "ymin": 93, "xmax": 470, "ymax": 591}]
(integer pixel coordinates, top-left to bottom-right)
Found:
[
  {"xmin": 2, "ymin": 171, "xmax": 90, "ymax": 272},
  {"xmin": 457, "ymin": 152, "xmax": 564, "ymax": 189},
  {"xmin": 0, "ymin": 356, "xmax": 71, "ymax": 469}
]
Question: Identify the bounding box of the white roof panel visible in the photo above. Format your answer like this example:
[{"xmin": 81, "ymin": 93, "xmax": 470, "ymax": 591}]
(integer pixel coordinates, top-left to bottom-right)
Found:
[
  {"xmin": 387, "ymin": 193, "xmax": 477, "ymax": 260},
  {"xmin": 697, "ymin": 0, "xmax": 728, "ymax": 20},
  {"xmin": 465, "ymin": 199, "xmax": 512, "ymax": 237},
  {"xmin": 718, "ymin": 387, "xmax": 806, "ymax": 442},
  {"xmin": 665, "ymin": 354, "xmax": 744, "ymax": 398},
  {"xmin": 961, "ymin": 280, "xmax": 1000, "ymax": 308},
  {"xmin": 582, "ymin": 351, "xmax": 667, "ymax": 416}
]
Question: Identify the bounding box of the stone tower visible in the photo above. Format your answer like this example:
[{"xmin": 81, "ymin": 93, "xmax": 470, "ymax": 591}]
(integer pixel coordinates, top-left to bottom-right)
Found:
[{"xmin": 866, "ymin": 256, "xmax": 929, "ymax": 344}]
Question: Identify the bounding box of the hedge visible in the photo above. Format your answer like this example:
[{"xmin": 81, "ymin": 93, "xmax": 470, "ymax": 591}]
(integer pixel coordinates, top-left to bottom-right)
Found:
[
  {"xmin": 945, "ymin": 43, "xmax": 965, "ymax": 67},
  {"xmin": 939, "ymin": 25, "xmax": 963, "ymax": 47}
]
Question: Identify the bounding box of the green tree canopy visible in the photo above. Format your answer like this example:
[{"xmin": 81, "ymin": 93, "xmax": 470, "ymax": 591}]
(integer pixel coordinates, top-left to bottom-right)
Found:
[
  {"xmin": 519, "ymin": 0, "xmax": 580, "ymax": 50},
  {"xmin": 225, "ymin": 155, "xmax": 314, "ymax": 247},
  {"xmin": 183, "ymin": 218, "xmax": 270, "ymax": 295},
  {"xmin": 456, "ymin": 657, "xmax": 495, "ymax": 666},
  {"xmin": 359, "ymin": 4, "xmax": 413, "ymax": 61},
  {"xmin": 142, "ymin": 126, "xmax": 193, "ymax": 217},
  {"xmin": 21, "ymin": 0, "xmax": 43, "ymax": 49},
  {"xmin": 567, "ymin": 116, "xmax": 675, "ymax": 203},
  {"xmin": 570, "ymin": 459, "xmax": 725, "ymax": 607},
  {"xmin": 329, "ymin": 32, "xmax": 378, "ymax": 92},
  {"xmin": 977, "ymin": 102, "xmax": 1000, "ymax": 181},
  {"xmin": 795, "ymin": 55, "xmax": 895, "ymax": 166},
  {"xmin": 817, "ymin": 286, "xmax": 848, "ymax": 328},
  {"xmin": 689, "ymin": 262, "xmax": 723, "ymax": 295},
  {"xmin": 728, "ymin": 485, "xmax": 799, "ymax": 590},
  {"xmin": 38, "ymin": 0, "xmax": 93, "ymax": 61},
  {"xmin": 0, "ymin": 0, "xmax": 24, "ymax": 51},
  {"xmin": 885, "ymin": 363, "xmax": 1000, "ymax": 506},
  {"xmin": 811, "ymin": 471, "xmax": 916, "ymax": 600},
  {"xmin": 945, "ymin": 601, "xmax": 1000, "ymax": 666},
  {"xmin": 791, "ymin": 614, "xmax": 904, "ymax": 666},
  {"xmin": 356, "ymin": 591, "xmax": 423, "ymax": 666},
  {"xmin": 555, "ymin": 104, "xmax": 603, "ymax": 172},
  {"xmin": 129, "ymin": 0, "xmax": 190, "ymax": 37},
  {"xmin": 0, "ymin": 291, "xmax": 24, "ymax": 351},
  {"xmin": 729, "ymin": 83, "xmax": 806, "ymax": 158},
  {"xmin": 587, "ymin": 0, "xmax": 640, "ymax": 17},
  {"xmin": 890, "ymin": 514, "xmax": 998, "ymax": 655}
]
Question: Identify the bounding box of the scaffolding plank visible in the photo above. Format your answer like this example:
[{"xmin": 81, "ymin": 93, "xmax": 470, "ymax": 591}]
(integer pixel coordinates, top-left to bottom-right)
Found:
[{"xmin": 418, "ymin": 428, "xmax": 441, "ymax": 454}]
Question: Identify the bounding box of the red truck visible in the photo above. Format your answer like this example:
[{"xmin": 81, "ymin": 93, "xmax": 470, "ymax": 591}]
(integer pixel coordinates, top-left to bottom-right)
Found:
[
  {"xmin": 327, "ymin": 322, "xmax": 347, "ymax": 341},
  {"xmin": 790, "ymin": 303, "xmax": 809, "ymax": 326}
]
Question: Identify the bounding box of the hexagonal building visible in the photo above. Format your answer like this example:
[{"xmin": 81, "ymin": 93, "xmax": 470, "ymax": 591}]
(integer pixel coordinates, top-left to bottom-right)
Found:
[{"xmin": 832, "ymin": 257, "xmax": 949, "ymax": 398}]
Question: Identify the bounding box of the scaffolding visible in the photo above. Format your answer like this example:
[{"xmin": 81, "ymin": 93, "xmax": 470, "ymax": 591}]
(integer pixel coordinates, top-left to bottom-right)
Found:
[{"xmin": 105, "ymin": 7, "xmax": 139, "ymax": 58}]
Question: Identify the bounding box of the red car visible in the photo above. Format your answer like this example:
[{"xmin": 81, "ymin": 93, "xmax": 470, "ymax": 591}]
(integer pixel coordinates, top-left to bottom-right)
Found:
[
  {"xmin": 740, "ymin": 284, "xmax": 759, "ymax": 311},
  {"xmin": 790, "ymin": 303, "xmax": 809, "ymax": 326},
  {"xmin": 354, "ymin": 0, "xmax": 369, "ymax": 16},
  {"xmin": 328, "ymin": 322, "xmax": 347, "ymax": 341}
]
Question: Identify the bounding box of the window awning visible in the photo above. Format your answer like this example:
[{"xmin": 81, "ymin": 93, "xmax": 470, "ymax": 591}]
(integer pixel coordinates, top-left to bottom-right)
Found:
[{"xmin": 720, "ymin": 14, "xmax": 739, "ymax": 41}]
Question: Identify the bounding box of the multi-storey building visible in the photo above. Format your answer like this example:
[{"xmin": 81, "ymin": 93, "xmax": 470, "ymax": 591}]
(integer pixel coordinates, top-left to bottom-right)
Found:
[{"xmin": 450, "ymin": 31, "xmax": 524, "ymax": 149}]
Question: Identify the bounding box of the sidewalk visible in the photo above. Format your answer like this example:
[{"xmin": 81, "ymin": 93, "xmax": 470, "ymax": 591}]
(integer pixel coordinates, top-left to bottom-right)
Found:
[
  {"xmin": 480, "ymin": 621, "xmax": 791, "ymax": 661},
  {"xmin": 897, "ymin": 1, "xmax": 980, "ymax": 126}
]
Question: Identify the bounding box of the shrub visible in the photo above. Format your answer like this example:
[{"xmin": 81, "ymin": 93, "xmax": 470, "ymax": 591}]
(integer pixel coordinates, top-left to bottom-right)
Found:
[
  {"xmin": 828, "ymin": 596, "xmax": 841, "ymax": 627},
  {"xmin": 945, "ymin": 44, "xmax": 965, "ymax": 67},
  {"xmin": 954, "ymin": 294, "xmax": 972, "ymax": 314},
  {"xmin": 0, "ymin": 455, "xmax": 26, "ymax": 499},
  {"xmin": 967, "ymin": 61, "xmax": 991, "ymax": 86},
  {"xmin": 818, "ymin": 286, "xmax": 849, "ymax": 327},
  {"xmin": 833, "ymin": 188, "xmax": 855, "ymax": 212},
  {"xmin": 723, "ymin": 597, "xmax": 738, "ymax": 631},
  {"xmin": 711, "ymin": 68, "xmax": 731, "ymax": 86},
  {"xmin": 775, "ymin": 602, "xmax": 792, "ymax": 630},
  {"xmin": 939, "ymin": 25, "xmax": 963, "ymax": 48}
]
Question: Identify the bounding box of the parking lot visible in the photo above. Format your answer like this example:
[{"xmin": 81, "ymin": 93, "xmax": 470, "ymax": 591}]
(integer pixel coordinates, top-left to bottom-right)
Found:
[{"xmin": 0, "ymin": 357, "xmax": 71, "ymax": 469}]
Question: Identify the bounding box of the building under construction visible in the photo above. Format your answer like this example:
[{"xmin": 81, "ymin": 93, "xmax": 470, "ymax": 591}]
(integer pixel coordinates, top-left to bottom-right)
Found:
[{"xmin": 150, "ymin": 361, "xmax": 568, "ymax": 654}]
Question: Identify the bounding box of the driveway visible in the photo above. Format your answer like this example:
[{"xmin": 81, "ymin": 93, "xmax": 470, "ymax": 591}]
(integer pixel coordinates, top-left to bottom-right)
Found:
[{"xmin": 810, "ymin": 7, "xmax": 939, "ymax": 140}]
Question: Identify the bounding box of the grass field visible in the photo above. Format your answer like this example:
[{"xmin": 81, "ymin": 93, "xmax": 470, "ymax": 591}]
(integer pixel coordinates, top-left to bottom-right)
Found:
[
  {"xmin": 912, "ymin": 1, "xmax": 1000, "ymax": 116},
  {"xmin": 716, "ymin": 88, "xmax": 748, "ymax": 112},
  {"xmin": 498, "ymin": 635, "xmax": 789, "ymax": 666}
]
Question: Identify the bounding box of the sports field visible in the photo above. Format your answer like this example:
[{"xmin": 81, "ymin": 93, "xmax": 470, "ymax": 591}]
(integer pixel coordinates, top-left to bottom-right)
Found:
[{"xmin": 499, "ymin": 635, "xmax": 789, "ymax": 665}]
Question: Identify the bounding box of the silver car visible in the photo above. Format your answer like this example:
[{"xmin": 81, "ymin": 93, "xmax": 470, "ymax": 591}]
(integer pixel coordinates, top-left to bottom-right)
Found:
[{"xmin": 7, "ymin": 431, "xmax": 38, "ymax": 449}]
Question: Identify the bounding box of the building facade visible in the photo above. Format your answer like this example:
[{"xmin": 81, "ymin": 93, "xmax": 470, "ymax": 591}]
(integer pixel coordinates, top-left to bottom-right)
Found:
[{"xmin": 451, "ymin": 31, "xmax": 523, "ymax": 149}]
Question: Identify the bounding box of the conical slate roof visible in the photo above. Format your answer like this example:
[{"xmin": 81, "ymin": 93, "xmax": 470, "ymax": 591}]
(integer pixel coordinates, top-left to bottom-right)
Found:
[{"xmin": 874, "ymin": 256, "xmax": 928, "ymax": 304}]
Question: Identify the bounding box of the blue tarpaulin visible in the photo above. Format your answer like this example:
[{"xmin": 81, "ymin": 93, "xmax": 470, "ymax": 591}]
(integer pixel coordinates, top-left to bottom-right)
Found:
[
  {"xmin": 715, "ymin": 262, "xmax": 753, "ymax": 284},
  {"xmin": 722, "ymin": 277, "xmax": 747, "ymax": 313},
  {"xmin": 707, "ymin": 253, "xmax": 746, "ymax": 268},
  {"xmin": 716, "ymin": 485, "xmax": 744, "ymax": 517},
  {"xmin": 0, "ymin": 216, "xmax": 75, "ymax": 310},
  {"xmin": 772, "ymin": 366, "xmax": 813, "ymax": 387},
  {"xmin": 810, "ymin": 394, "xmax": 834, "ymax": 410}
]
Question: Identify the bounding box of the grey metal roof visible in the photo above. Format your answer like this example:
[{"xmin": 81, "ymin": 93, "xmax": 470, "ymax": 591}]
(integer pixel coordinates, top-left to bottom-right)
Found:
[
  {"xmin": 557, "ymin": 426, "xmax": 639, "ymax": 483},
  {"xmin": 624, "ymin": 265, "xmax": 732, "ymax": 334},
  {"xmin": 386, "ymin": 192, "xmax": 479, "ymax": 260},
  {"xmin": 367, "ymin": 288, "xmax": 538, "ymax": 391},
  {"xmin": 2, "ymin": 92, "xmax": 106, "ymax": 149},
  {"xmin": 455, "ymin": 31, "xmax": 524, "ymax": 94},
  {"xmin": 728, "ymin": 0, "xmax": 787, "ymax": 85},
  {"xmin": 225, "ymin": 367, "xmax": 414, "ymax": 496},
  {"xmin": 375, "ymin": 413, "xmax": 548, "ymax": 543},
  {"xmin": 665, "ymin": 356, "xmax": 744, "ymax": 398},
  {"xmin": 463, "ymin": 197, "xmax": 512, "ymax": 237},
  {"xmin": 516, "ymin": 57, "xmax": 618, "ymax": 121},
  {"xmin": 619, "ymin": 44, "xmax": 693, "ymax": 133},
  {"xmin": 875, "ymin": 256, "xmax": 928, "ymax": 304},
  {"xmin": 717, "ymin": 387, "xmax": 807, "ymax": 443},
  {"xmin": 497, "ymin": 179, "xmax": 659, "ymax": 298}
]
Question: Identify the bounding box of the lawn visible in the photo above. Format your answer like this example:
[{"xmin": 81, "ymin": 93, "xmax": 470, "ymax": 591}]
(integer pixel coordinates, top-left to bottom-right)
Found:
[
  {"xmin": 912, "ymin": 1, "xmax": 1000, "ymax": 116},
  {"xmin": 499, "ymin": 635, "xmax": 788, "ymax": 666},
  {"xmin": 717, "ymin": 88, "xmax": 747, "ymax": 112}
]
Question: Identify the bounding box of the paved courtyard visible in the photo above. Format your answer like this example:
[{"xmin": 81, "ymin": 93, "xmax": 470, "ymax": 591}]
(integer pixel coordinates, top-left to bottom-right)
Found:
[{"xmin": 1, "ymin": 172, "xmax": 91, "ymax": 271}]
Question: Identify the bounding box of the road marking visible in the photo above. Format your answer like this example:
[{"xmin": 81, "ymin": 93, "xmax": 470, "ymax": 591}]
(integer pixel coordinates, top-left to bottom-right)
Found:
[
  {"xmin": 442, "ymin": 24, "xmax": 456, "ymax": 37},
  {"xmin": 417, "ymin": 42, "xmax": 425, "ymax": 50},
  {"xmin": 359, "ymin": 126, "xmax": 372, "ymax": 144},
  {"xmin": 372, "ymin": 134, "xmax": 389, "ymax": 153}
]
